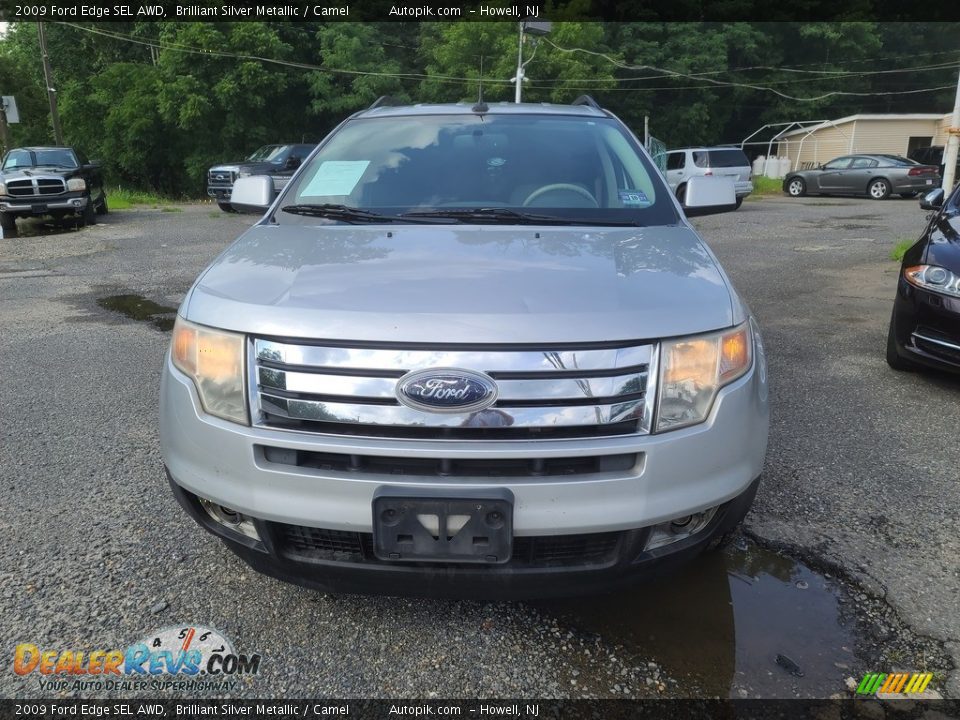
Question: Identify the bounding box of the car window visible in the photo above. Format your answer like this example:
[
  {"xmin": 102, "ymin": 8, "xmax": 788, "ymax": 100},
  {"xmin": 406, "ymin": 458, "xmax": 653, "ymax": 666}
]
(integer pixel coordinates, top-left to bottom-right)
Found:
[
  {"xmin": 665, "ymin": 152, "xmax": 685, "ymax": 171},
  {"xmin": 246, "ymin": 145, "xmax": 282, "ymax": 162},
  {"xmin": 822, "ymin": 157, "xmax": 852, "ymax": 170},
  {"xmin": 2, "ymin": 149, "xmax": 32, "ymax": 169},
  {"xmin": 692, "ymin": 151, "xmax": 710, "ymax": 168},
  {"xmin": 283, "ymin": 114, "xmax": 678, "ymax": 226},
  {"xmin": 874, "ymin": 154, "xmax": 915, "ymax": 166},
  {"xmin": 850, "ymin": 158, "xmax": 878, "ymax": 169},
  {"xmin": 706, "ymin": 149, "xmax": 750, "ymax": 168},
  {"xmin": 2, "ymin": 149, "xmax": 77, "ymax": 169}
]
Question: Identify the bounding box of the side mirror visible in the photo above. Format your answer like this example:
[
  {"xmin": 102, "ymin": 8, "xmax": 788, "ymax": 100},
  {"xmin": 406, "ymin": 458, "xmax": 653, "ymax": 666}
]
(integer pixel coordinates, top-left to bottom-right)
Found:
[
  {"xmin": 920, "ymin": 187, "xmax": 944, "ymax": 211},
  {"xmin": 284, "ymin": 156, "xmax": 301, "ymax": 171},
  {"xmin": 85, "ymin": 161, "xmax": 102, "ymax": 170},
  {"xmin": 230, "ymin": 175, "xmax": 274, "ymax": 213},
  {"xmin": 683, "ymin": 175, "xmax": 738, "ymax": 217}
]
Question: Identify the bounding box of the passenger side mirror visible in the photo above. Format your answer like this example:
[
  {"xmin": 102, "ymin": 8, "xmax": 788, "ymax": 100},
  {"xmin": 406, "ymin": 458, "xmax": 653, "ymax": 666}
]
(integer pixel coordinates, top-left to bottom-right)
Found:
[
  {"xmin": 920, "ymin": 187, "xmax": 944, "ymax": 211},
  {"xmin": 230, "ymin": 175, "xmax": 274, "ymax": 213},
  {"xmin": 682, "ymin": 175, "xmax": 738, "ymax": 217}
]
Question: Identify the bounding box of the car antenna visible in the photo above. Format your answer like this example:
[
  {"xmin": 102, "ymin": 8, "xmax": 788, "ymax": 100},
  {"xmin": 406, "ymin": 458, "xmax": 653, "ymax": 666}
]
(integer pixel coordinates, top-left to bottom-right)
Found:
[{"xmin": 473, "ymin": 55, "xmax": 488, "ymax": 114}]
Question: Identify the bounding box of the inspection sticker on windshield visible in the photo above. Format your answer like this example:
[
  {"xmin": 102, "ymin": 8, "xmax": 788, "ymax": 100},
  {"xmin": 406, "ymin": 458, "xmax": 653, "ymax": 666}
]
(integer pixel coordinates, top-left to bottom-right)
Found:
[
  {"xmin": 301, "ymin": 160, "xmax": 370, "ymax": 197},
  {"xmin": 619, "ymin": 189, "xmax": 650, "ymax": 207}
]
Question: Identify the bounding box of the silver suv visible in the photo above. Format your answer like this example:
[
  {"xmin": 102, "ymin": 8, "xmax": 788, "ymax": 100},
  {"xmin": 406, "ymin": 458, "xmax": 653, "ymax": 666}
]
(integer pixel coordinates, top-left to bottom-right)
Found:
[
  {"xmin": 661, "ymin": 147, "xmax": 753, "ymax": 208},
  {"xmin": 160, "ymin": 98, "xmax": 769, "ymax": 598}
]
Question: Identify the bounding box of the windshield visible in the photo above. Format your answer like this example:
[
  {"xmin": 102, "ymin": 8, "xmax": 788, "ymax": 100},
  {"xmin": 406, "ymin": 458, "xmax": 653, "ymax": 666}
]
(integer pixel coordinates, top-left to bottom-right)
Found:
[
  {"xmin": 2, "ymin": 148, "xmax": 79, "ymax": 170},
  {"xmin": 246, "ymin": 145, "xmax": 284, "ymax": 162},
  {"xmin": 280, "ymin": 114, "xmax": 678, "ymax": 226}
]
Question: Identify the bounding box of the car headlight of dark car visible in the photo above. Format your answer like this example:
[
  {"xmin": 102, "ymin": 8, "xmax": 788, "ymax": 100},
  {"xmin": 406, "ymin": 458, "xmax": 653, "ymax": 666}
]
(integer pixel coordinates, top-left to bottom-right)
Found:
[{"xmin": 904, "ymin": 265, "xmax": 960, "ymax": 299}]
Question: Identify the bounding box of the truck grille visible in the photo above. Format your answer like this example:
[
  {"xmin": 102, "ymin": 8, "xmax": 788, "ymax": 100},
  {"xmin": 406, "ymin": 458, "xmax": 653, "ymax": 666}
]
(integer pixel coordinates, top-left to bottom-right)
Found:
[
  {"xmin": 275, "ymin": 524, "xmax": 622, "ymax": 568},
  {"xmin": 207, "ymin": 170, "xmax": 235, "ymax": 187},
  {"xmin": 6, "ymin": 178, "xmax": 66, "ymax": 197},
  {"xmin": 251, "ymin": 338, "xmax": 656, "ymax": 439}
]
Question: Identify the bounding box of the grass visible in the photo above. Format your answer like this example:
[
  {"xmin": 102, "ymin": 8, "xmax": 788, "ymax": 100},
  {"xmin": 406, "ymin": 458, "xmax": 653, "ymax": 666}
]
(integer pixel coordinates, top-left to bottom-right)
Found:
[
  {"xmin": 108, "ymin": 187, "xmax": 171, "ymax": 210},
  {"xmin": 751, "ymin": 176, "xmax": 784, "ymax": 197},
  {"xmin": 890, "ymin": 237, "xmax": 915, "ymax": 262}
]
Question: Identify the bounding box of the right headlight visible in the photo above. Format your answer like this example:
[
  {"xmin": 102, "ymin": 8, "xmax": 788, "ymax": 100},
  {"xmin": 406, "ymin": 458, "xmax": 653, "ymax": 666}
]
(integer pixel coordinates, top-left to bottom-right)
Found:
[
  {"xmin": 655, "ymin": 322, "xmax": 752, "ymax": 432},
  {"xmin": 66, "ymin": 178, "xmax": 86, "ymax": 192},
  {"xmin": 0, "ymin": 180, "xmax": 6, "ymax": 196},
  {"xmin": 170, "ymin": 317, "xmax": 248, "ymax": 425}
]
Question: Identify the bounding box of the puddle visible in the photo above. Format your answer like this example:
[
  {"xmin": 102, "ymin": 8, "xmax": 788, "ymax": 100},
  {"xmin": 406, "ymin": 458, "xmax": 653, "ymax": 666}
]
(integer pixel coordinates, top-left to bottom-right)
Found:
[
  {"xmin": 534, "ymin": 539, "xmax": 858, "ymax": 698},
  {"xmin": 96, "ymin": 294, "xmax": 177, "ymax": 331}
]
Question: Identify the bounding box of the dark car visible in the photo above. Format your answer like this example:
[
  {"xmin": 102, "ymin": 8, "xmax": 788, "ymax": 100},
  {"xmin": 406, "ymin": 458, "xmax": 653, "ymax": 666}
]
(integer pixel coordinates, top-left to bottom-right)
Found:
[
  {"xmin": 207, "ymin": 143, "xmax": 315, "ymax": 212},
  {"xmin": 0, "ymin": 146, "xmax": 107, "ymax": 232},
  {"xmin": 909, "ymin": 145, "xmax": 960, "ymax": 180},
  {"xmin": 783, "ymin": 154, "xmax": 940, "ymax": 200},
  {"xmin": 887, "ymin": 184, "xmax": 960, "ymax": 374}
]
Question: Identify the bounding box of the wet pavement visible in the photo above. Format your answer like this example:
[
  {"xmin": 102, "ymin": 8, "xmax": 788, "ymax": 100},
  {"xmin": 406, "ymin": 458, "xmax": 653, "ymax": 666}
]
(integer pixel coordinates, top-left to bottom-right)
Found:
[
  {"xmin": 96, "ymin": 293, "xmax": 177, "ymax": 331},
  {"xmin": 536, "ymin": 538, "xmax": 858, "ymax": 698}
]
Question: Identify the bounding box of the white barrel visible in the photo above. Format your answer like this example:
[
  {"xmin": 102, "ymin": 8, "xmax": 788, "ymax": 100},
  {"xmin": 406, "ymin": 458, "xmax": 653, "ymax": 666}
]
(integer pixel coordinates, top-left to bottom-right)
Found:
[
  {"xmin": 763, "ymin": 156, "xmax": 779, "ymax": 178},
  {"xmin": 778, "ymin": 157, "xmax": 792, "ymax": 177}
]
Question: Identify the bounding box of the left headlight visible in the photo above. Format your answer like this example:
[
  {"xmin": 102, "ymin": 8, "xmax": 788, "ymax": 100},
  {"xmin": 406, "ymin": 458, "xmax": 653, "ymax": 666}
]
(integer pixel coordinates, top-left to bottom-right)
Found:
[
  {"xmin": 0, "ymin": 180, "xmax": 6, "ymax": 195},
  {"xmin": 170, "ymin": 317, "xmax": 248, "ymax": 425},
  {"xmin": 656, "ymin": 322, "xmax": 752, "ymax": 432},
  {"xmin": 904, "ymin": 265, "xmax": 960, "ymax": 299},
  {"xmin": 66, "ymin": 178, "xmax": 86, "ymax": 192}
]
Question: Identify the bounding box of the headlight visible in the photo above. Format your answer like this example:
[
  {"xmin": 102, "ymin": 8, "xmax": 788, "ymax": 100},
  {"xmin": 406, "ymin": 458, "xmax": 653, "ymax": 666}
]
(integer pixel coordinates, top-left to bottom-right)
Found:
[
  {"xmin": 170, "ymin": 317, "xmax": 248, "ymax": 425},
  {"xmin": 66, "ymin": 178, "xmax": 86, "ymax": 192},
  {"xmin": 656, "ymin": 322, "xmax": 752, "ymax": 432},
  {"xmin": 904, "ymin": 265, "xmax": 960, "ymax": 299},
  {"xmin": 237, "ymin": 171, "xmax": 252, "ymax": 178},
  {"xmin": 0, "ymin": 180, "xmax": 6, "ymax": 195}
]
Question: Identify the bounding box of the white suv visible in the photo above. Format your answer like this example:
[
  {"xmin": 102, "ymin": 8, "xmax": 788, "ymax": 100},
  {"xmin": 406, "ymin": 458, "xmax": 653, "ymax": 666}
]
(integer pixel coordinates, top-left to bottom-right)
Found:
[{"xmin": 661, "ymin": 147, "xmax": 753, "ymax": 208}]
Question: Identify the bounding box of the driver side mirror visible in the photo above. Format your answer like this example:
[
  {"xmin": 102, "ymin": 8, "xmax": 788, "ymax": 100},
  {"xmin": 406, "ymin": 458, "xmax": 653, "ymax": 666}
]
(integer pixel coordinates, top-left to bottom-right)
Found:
[
  {"xmin": 920, "ymin": 187, "xmax": 944, "ymax": 211},
  {"xmin": 230, "ymin": 175, "xmax": 274, "ymax": 213},
  {"xmin": 683, "ymin": 175, "xmax": 738, "ymax": 217}
]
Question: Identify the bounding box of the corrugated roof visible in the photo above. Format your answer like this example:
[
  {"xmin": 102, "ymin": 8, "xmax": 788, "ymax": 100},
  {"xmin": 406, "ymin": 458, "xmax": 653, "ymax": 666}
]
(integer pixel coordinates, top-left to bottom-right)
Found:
[{"xmin": 778, "ymin": 113, "xmax": 949, "ymax": 138}]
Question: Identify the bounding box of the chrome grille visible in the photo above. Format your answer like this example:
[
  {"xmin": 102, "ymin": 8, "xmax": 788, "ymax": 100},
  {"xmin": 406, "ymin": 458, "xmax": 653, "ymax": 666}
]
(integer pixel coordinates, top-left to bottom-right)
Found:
[
  {"xmin": 207, "ymin": 170, "xmax": 235, "ymax": 187},
  {"xmin": 251, "ymin": 338, "xmax": 656, "ymax": 439},
  {"xmin": 6, "ymin": 178, "xmax": 66, "ymax": 197}
]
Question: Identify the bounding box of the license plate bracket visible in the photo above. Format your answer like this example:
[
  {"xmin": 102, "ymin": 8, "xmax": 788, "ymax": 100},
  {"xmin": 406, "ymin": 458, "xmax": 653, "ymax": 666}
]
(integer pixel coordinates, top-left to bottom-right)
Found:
[{"xmin": 373, "ymin": 487, "xmax": 514, "ymax": 564}]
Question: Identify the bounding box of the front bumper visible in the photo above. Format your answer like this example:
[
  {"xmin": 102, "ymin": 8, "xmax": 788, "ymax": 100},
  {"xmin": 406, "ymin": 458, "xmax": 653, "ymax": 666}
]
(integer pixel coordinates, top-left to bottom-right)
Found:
[
  {"xmin": 167, "ymin": 471, "xmax": 761, "ymax": 599},
  {"xmin": 890, "ymin": 278, "xmax": 960, "ymax": 373},
  {"xmin": 207, "ymin": 187, "xmax": 233, "ymax": 201},
  {"xmin": 0, "ymin": 193, "xmax": 88, "ymax": 215},
  {"xmin": 160, "ymin": 335, "xmax": 769, "ymax": 596}
]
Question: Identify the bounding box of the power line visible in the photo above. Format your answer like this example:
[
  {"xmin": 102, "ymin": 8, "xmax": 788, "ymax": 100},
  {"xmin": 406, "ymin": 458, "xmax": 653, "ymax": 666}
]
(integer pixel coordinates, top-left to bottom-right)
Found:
[{"xmin": 541, "ymin": 36, "xmax": 959, "ymax": 102}]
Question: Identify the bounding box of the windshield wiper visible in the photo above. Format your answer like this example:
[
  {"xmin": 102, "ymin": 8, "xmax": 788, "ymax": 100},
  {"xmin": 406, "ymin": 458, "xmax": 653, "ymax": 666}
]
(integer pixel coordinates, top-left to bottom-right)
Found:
[
  {"xmin": 281, "ymin": 204, "xmax": 405, "ymax": 224},
  {"xmin": 401, "ymin": 207, "xmax": 641, "ymax": 226}
]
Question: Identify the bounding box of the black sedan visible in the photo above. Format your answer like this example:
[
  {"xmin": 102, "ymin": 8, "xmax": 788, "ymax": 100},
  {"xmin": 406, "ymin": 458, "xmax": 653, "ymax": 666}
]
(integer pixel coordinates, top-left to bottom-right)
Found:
[
  {"xmin": 887, "ymin": 183, "xmax": 960, "ymax": 374},
  {"xmin": 784, "ymin": 154, "xmax": 940, "ymax": 200}
]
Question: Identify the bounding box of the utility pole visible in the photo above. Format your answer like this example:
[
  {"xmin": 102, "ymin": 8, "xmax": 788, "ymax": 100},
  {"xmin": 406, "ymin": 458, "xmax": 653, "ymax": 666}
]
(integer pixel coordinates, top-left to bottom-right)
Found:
[
  {"xmin": 37, "ymin": 23, "xmax": 64, "ymax": 146},
  {"xmin": 942, "ymin": 64, "xmax": 960, "ymax": 191}
]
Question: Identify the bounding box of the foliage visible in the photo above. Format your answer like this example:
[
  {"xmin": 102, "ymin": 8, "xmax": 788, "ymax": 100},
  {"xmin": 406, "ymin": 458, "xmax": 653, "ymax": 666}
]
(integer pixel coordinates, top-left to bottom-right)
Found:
[
  {"xmin": 1, "ymin": 21, "xmax": 956, "ymax": 196},
  {"xmin": 890, "ymin": 237, "xmax": 915, "ymax": 262}
]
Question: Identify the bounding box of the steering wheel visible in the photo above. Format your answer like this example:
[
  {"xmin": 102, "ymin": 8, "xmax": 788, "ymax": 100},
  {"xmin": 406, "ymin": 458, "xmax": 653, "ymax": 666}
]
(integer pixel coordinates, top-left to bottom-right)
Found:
[{"xmin": 522, "ymin": 183, "xmax": 599, "ymax": 208}]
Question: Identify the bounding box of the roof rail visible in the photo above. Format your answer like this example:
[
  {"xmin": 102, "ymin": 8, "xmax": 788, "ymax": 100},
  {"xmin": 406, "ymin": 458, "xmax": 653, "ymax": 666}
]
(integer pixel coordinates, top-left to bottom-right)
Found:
[
  {"xmin": 572, "ymin": 95, "xmax": 603, "ymax": 111},
  {"xmin": 368, "ymin": 95, "xmax": 399, "ymax": 110}
]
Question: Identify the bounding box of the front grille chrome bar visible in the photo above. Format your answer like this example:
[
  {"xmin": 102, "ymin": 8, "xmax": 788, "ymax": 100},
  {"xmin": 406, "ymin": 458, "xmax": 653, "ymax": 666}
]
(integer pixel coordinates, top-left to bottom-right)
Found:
[{"xmin": 251, "ymin": 338, "xmax": 657, "ymax": 439}]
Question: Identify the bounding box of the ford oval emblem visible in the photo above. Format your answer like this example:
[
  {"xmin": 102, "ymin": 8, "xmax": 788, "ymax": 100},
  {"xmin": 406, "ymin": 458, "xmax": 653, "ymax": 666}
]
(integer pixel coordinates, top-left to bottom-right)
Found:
[{"xmin": 396, "ymin": 368, "xmax": 498, "ymax": 414}]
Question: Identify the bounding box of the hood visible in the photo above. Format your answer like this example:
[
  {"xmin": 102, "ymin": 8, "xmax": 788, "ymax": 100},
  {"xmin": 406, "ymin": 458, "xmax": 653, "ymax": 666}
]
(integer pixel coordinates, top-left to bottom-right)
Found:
[
  {"xmin": 186, "ymin": 224, "xmax": 735, "ymax": 344},
  {"xmin": 0, "ymin": 166, "xmax": 77, "ymax": 181}
]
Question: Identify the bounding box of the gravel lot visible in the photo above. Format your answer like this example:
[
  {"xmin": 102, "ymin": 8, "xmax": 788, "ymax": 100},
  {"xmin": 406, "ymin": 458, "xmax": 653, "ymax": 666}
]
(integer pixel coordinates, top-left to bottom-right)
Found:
[{"xmin": 1, "ymin": 197, "xmax": 957, "ymax": 700}]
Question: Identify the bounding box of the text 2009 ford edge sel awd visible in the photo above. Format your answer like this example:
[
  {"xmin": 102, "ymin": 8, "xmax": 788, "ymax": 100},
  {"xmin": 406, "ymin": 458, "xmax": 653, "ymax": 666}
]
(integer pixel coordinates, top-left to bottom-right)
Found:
[{"xmin": 160, "ymin": 98, "xmax": 769, "ymax": 598}]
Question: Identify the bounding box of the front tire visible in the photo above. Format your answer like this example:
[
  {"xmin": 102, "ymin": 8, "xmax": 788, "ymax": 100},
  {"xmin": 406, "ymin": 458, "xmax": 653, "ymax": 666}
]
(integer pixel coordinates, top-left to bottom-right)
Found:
[
  {"xmin": 868, "ymin": 178, "xmax": 891, "ymax": 200},
  {"xmin": 218, "ymin": 202, "xmax": 235, "ymax": 213},
  {"xmin": 675, "ymin": 183, "xmax": 687, "ymax": 207},
  {"xmin": 886, "ymin": 312, "xmax": 915, "ymax": 371},
  {"xmin": 80, "ymin": 199, "xmax": 97, "ymax": 227},
  {"xmin": 96, "ymin": 194, "xmax": 108, "ymax": 215},
  {"xmin": 0, "ymin": 212, "xmax": 15, "ymax": 234},
  {"xmin": 786, "ymin": 177, "xmax": 806, "ymax": 197},
  {"xmin": 734, "ymin": 197, "xmax": 744, "ymax": 209}
]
